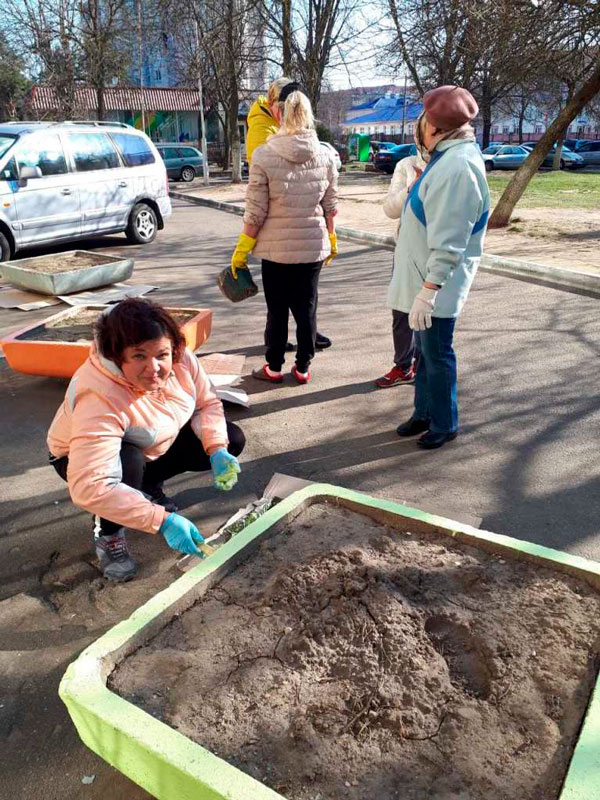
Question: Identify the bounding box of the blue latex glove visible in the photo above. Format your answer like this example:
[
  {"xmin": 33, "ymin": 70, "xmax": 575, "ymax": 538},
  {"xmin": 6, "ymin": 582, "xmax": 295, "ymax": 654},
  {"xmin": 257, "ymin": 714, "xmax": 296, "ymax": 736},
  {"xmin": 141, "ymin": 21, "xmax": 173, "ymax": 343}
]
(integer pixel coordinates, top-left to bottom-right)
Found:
[
  {"xmin": 160, "ymin": 513, "xmax": 204, "ymax": 555},
  {"xmin": 209, "ymin": 447, "xmax": 241, "ymax": 491}
]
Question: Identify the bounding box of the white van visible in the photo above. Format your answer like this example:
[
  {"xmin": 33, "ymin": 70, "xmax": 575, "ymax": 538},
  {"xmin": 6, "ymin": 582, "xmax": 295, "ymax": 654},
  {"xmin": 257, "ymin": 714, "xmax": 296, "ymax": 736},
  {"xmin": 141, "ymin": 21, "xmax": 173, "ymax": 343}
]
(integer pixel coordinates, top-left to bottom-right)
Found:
[{"xmin": 0, "ymin": 121, "xmax": 171, "ymax": 262}]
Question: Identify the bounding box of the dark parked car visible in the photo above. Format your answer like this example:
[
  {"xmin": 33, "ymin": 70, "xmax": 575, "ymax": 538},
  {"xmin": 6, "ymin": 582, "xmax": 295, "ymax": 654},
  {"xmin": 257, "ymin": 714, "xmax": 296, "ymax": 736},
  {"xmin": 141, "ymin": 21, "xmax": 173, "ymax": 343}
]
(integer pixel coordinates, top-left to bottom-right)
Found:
[
  {"xmin": 521, "ymin": 143, "xmax": 584, "ymax": 169},
  {"xmin": 156, "ymin": 144, "xmax": 204, "ymax": 182},
  {"xmin": 564, "ymin": 139, "xmax": 588, "ymax": 151},
  {"xmin": 374, "ymin": 143, "xmax": 417, "ymax": 174},
  {"xmin": 574, "ymin": 140, "xmax": 600, "ymax": 165},
  {"xmin": 369, "ymin": 140, "xmax": 396, "ymax": 161}
]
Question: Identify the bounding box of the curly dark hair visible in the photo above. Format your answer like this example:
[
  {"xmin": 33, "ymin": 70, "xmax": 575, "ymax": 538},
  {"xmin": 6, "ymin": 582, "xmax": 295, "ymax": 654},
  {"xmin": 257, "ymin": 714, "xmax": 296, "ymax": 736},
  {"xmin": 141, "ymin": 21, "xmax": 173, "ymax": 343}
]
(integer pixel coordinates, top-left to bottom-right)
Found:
[{"xmin": 94, "ymin": 298, "xmax": 186, "ymax": 366}]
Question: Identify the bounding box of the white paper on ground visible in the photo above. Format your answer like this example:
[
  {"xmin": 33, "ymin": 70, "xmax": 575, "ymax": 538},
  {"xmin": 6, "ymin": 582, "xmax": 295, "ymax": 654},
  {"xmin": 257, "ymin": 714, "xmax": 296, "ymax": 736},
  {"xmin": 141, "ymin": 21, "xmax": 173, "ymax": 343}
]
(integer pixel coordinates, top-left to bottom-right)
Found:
[
  {"xmin": 57, "ymin": 283, "xmax": 158, "ymax": 306},
  {"xmin": 263, "ymin": 473, "xmax": 314, "ymax": 501},
  {"xmin": 209, "ymin": 373, "xmax": 241, "ymax": 388},
  {"xmin": 215, "ymin": 387, "xmax": 249, "ymax": 407},
  {"xmin": 0, "ymin": 287, "xmax": 62, "ymax": 311}
]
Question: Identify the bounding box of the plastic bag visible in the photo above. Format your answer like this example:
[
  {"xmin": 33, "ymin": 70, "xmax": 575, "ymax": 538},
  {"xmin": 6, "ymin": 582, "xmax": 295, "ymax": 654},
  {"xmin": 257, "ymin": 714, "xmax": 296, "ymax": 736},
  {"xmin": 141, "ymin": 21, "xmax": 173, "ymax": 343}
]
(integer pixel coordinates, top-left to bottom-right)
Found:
[{"xmin": 216, "ymin": 266, "xmax": 259, "ymax": 303}]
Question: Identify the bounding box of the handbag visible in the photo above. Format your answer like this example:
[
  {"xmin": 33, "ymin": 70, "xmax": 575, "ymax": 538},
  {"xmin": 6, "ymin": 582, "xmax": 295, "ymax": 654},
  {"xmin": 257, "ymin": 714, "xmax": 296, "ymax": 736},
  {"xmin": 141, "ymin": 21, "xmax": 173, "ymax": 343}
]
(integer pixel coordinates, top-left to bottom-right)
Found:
[{"xmin": 216, "ymin": 266, "xmax": 259, "ymax": 303}]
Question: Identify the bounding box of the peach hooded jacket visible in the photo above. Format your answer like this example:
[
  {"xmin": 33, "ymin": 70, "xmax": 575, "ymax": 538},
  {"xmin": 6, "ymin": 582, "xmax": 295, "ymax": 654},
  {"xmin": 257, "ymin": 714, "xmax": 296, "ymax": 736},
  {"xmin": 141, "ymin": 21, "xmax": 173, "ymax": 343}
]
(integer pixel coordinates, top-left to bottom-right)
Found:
[
  {"xmin": 244, "ymin": 129, "xmax": 338, "ymax": 263},
  {"xmin": 47, "ymin": 346, "xmax": 228, "ymax": 534}
]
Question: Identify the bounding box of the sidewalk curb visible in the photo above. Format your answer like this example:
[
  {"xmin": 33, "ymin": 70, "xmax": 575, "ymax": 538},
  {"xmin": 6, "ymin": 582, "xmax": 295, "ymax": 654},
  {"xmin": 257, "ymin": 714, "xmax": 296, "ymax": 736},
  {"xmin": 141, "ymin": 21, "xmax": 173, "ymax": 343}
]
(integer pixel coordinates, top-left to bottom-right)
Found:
[
  {"xmin": 171, "ymin": 191, "xmax": 600, "ymax": 298},
  {"xmin": 171, "ymin": 191, "xmax": 244, "ymax": 217},
  {"xmin": 479, "ymin": 254, "xmax": 600, "ymax": 298}
]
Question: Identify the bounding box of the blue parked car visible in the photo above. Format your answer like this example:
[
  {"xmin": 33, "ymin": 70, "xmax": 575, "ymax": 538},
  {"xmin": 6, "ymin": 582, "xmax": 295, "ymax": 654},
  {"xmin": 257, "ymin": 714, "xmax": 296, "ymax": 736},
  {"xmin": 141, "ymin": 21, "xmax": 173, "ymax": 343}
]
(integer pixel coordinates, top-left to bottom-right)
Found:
[
  {"xmin": 374, "ymin": 143, "xmax": 417, "ymax": 174},
  {"xmin": 481, "ymin": 142, "xmax": 505, "ymax": 154},
  {"xmin": 482, "ymin": 145, "xmax": 530, "ymax": 172},
  {"xmin": 156, "ymin": 144, "xmax": 204, "ymax": 182}
]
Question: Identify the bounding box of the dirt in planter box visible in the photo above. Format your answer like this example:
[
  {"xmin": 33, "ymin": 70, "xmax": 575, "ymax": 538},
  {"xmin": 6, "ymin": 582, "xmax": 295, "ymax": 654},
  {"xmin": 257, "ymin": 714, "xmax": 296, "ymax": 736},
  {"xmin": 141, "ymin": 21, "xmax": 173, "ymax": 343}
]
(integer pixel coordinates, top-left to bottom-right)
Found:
[
  {"xmin": 17, "ymin": 308, "xmax": 198, "ymax": 342},
  {"xmin": 17, "ymin": 251, "xmax": 114, "ymax": 274},
  {"xmin": 110, "ymin": 505, "xmax": 600, "ymax": 800}
]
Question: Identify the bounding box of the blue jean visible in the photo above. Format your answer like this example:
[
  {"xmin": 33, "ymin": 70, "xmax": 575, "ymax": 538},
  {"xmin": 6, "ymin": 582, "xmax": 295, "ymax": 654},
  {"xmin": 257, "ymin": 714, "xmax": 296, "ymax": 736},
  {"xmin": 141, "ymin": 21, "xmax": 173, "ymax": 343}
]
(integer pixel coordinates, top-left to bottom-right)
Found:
[{"xmin": 413, "ymin": 317, "xmax": 458, "ymax": 434}]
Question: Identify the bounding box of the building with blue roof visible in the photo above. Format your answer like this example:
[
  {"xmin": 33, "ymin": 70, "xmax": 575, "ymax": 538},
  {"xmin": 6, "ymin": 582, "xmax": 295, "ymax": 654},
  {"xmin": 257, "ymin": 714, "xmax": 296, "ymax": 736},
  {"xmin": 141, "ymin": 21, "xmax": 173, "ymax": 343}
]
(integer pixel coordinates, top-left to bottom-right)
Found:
[
  {"xmin": 342, "ymin": 94, "xmax": 423, "ymax": 141},
  {"xmin": 341, "ymin": 90, "xmax": 600, "ymax": 145}
]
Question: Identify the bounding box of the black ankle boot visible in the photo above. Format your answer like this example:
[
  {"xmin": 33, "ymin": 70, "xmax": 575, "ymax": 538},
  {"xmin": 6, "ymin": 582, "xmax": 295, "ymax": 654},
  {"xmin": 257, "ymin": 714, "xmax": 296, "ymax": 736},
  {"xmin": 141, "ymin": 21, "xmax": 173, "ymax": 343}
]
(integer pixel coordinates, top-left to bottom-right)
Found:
[
  {"xmin": 417, "ymin": 430, "xmax": 458, "ymax": 450},
  {"xmin": 396, "ymin": 417, "xmax": 429, "ymax": 437}
]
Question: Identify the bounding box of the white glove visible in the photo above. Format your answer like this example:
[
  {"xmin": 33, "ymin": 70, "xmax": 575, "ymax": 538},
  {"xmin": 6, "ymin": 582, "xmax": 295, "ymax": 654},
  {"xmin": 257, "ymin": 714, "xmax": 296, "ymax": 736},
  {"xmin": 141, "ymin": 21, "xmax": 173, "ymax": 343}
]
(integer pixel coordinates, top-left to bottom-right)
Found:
[{"xmin": 409, "ymin": 287, "xmax": 438, "ymax": 331}]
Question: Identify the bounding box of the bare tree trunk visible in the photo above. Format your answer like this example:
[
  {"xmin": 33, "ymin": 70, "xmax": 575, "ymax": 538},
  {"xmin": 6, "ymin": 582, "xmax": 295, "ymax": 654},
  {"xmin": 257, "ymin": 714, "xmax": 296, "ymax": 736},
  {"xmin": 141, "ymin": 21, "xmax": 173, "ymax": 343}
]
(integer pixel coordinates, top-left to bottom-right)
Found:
[
  {"xmin": 226, "ymin": 0, "xmax": 242, "ymax": 183},
  {"xmin": 517, "ymin": 110, "xmax": 524, "ymax": 143},
  {"xmin": 307, "ymin": 78, "xmax": 320, "ymax": 112},
  {"xmin": 96, "ymin": 85, "xmax": 105, "ymax": 120},
  {"xmin": 480, "ymin": 74, "xmax": 492, "ymax": 149},
  {"xmin": 552, "ymin": 130, "xmax": 565, "ymax": 170},
  {"xmin": 229, "ymin": 90, "xmax": 242, "ymax": 182},
  {"xmin": 59, "ymin": 0, "xmax": 76, "ymax": 118},
  {"xmin": 281, "ymin": 0, "xmax": 292, "ymax": 74},
  {"xmin": 489, "ymin": 60, "xmax": 600, "ymax": 228}
]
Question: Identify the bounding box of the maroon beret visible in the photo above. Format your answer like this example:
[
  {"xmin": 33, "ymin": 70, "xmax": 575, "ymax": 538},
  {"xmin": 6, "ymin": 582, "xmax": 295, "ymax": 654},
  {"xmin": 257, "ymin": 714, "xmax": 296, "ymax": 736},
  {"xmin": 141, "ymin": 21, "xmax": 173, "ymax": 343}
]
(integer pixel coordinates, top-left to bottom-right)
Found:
[{"xmin": 423, "ymin": 86, "xmax": 479, "ymax": 131}]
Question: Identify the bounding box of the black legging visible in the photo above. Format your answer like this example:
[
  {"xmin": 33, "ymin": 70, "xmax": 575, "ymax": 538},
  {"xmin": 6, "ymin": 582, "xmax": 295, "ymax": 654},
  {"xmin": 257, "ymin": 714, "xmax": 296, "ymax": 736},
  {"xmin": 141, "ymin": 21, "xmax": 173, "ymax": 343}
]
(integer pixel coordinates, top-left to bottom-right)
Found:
[
  {"xmin": 262, "ymin": 259, "xmax": 322, "ymax": 373},
  {"xmin": 51, "ymin": 420, "xmax": 245, "ymax": 536}
]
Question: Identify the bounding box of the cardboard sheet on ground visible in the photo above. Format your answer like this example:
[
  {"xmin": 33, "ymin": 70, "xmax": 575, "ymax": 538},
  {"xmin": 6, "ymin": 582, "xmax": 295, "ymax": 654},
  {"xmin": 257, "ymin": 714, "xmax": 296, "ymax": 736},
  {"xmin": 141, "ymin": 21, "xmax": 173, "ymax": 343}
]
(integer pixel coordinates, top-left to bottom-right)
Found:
[
  {"xmin": 58, "ymin": 282, "xmax": 157, "ymax": 306},
  {"xmin": 0, "ymin": 287, "xmax": 62, "ymax": 311},
  {"xmin": 198, "ymin": 352, "xmax": 248, "ymax": 407},
  {"xmin": 198, "ymin": 352, "xmax": 245, "ymax": 375},
  {"xmin": 0, "ymin": 282, "xmax": 157, "ymax": 311}
]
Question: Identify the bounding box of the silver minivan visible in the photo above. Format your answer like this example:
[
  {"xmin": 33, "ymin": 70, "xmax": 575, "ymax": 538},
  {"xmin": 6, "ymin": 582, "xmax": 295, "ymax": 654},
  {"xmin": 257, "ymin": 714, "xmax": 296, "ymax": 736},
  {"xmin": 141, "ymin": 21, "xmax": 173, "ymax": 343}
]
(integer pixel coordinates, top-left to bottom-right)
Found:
[{"xmin": 0, "ymin": 121, "xmax": 171, "ymax": 262}]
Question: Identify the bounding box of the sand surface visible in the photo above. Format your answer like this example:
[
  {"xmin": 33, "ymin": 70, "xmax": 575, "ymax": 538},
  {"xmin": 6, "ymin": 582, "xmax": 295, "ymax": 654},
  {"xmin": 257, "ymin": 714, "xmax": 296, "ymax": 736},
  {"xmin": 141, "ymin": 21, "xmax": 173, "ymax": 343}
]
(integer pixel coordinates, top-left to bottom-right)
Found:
[
  {"xmin": 111, "ymin": 504, "xmax": 600, "ymax": 800},
  {"xmin": 17, "ymin": 308, "xmax": 198, "ymax": 343}
]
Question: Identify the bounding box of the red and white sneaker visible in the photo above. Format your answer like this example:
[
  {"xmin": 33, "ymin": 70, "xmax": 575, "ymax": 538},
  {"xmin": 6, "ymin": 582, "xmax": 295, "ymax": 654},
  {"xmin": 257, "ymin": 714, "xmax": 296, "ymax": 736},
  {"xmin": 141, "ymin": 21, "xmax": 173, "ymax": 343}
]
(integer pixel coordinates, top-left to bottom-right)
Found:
[
  {"xmin": 375, "ymin": 365, "xmax": 415, "ymax": 388},
  {"xmin": 252, "ymin": 364, "xmax": 283, "ymax": 383},
  {"xmin": 291, "ymin": 365, "xmax": 311, "ymax": 384}
]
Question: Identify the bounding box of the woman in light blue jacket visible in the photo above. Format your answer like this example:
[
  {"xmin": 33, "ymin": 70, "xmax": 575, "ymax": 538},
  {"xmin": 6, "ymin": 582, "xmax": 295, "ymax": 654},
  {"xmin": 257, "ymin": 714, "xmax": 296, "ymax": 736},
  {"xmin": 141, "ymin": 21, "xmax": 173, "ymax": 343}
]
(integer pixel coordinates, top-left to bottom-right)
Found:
[{"xmin": 389, "ymin": 86, "xmax": 490, "ymax": 449}]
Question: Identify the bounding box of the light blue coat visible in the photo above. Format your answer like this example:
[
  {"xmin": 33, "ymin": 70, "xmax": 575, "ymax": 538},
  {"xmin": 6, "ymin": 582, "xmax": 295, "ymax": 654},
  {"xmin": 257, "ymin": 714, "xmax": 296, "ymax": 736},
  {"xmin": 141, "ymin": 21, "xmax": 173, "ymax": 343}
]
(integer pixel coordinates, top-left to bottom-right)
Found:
[{"xmin": 387, "ymin": 138, "xmax": 490, "ymax": 318}]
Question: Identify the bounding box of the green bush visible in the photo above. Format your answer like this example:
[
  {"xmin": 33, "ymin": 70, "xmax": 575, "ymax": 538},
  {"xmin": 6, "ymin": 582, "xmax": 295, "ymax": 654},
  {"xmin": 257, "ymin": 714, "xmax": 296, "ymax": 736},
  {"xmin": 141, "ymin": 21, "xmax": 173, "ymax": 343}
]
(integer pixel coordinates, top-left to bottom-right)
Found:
[{"xmin": 316, "ymin": 122, "xmax": 333, "ymax": 144}]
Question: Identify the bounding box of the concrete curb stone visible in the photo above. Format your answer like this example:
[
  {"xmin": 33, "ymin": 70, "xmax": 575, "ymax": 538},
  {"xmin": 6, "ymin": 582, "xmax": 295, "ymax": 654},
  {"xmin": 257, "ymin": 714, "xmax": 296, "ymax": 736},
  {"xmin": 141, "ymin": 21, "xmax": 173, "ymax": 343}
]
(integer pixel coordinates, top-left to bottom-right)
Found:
[{"xmin": 170, "ymin": 191, "xmax": 600, "ymax": 298}]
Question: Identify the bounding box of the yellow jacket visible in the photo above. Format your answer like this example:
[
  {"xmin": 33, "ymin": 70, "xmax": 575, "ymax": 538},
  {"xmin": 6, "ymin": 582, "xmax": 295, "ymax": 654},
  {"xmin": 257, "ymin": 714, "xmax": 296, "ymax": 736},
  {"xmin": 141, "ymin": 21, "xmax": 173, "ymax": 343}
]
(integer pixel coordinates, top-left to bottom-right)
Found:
[{"xmin": 246, "ymin": 96, "xmax": 278, "ymax": 163}]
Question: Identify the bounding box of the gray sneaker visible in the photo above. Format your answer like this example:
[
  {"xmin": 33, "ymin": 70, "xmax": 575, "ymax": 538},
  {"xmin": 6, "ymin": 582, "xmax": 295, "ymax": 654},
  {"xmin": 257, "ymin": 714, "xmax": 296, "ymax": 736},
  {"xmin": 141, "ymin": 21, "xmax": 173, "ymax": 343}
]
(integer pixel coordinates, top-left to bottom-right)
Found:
[{"xmin": 94, "ymin": 528, "xmax": 137, "ymax": 582}]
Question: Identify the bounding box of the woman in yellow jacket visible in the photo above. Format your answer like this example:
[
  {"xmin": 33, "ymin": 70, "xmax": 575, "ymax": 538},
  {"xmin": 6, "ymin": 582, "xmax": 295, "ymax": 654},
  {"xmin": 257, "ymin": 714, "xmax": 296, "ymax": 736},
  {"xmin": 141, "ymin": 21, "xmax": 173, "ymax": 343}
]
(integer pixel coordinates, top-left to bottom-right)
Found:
[{"xmin": 245, "ymin": 77, "xmax": 333, "ymax": 352}]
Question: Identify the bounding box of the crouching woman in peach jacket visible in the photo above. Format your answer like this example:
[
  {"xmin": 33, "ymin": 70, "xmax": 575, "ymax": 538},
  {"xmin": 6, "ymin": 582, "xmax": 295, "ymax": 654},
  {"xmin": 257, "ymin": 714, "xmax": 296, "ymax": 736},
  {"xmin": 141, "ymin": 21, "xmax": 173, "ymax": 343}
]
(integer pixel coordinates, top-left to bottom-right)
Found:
[{"xmin": 47, "ymin": 298, "xmax": 245, "ymax": 582}]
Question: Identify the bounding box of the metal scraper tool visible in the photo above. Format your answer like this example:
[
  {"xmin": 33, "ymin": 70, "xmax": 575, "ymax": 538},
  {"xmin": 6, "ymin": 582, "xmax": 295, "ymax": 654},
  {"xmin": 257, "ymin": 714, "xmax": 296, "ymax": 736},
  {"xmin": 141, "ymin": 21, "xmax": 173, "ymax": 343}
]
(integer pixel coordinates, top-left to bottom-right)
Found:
[{"xmin": 176, "ymin": 542, "xmax": 216, "ymax": 572}]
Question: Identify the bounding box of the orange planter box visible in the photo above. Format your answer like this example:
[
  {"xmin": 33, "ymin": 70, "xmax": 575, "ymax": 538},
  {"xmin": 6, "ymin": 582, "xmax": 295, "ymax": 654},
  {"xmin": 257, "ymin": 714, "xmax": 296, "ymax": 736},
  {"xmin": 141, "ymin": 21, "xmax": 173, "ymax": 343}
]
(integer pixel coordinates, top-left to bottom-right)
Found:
[{"xmin": 1, "ymin": 305, "xmax": 212, "ymax": 379}]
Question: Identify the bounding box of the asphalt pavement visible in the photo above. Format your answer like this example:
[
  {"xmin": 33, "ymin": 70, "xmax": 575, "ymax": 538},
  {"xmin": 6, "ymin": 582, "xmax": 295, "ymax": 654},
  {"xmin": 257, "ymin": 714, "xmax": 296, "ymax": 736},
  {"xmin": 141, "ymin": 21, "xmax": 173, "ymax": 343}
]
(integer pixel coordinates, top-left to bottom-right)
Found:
[{"xmin": 0, "ymin": 199, "xmax": 599, "ymax": 798}]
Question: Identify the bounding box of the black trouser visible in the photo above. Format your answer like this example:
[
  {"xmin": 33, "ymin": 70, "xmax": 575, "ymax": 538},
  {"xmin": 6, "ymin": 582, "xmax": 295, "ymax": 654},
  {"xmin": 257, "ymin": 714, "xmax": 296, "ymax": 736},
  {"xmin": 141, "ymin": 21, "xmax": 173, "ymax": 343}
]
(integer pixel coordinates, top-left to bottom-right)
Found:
[
  {"xmin": 392, "ymin": 310, "xmax": 415, "ymax": 371},
  {"xmin": 262, "ymin": 259, "xmax": 322, "ymax": 373},
  {"xmin": 50, "ymin": 420, "xmax": 245, "ymax": 536}
]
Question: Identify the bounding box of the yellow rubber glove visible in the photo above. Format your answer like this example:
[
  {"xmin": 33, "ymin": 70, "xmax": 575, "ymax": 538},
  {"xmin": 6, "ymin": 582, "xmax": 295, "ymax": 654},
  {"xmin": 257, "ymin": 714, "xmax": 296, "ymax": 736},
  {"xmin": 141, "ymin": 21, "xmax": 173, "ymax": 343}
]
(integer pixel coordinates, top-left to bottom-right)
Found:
[
  {"xmin": 325, "ymin": 232, "xmax": 338, "ymax": 266},
  {"xmin": 231, "ymin": 233, "xmax": 257, "ymax": 279}
]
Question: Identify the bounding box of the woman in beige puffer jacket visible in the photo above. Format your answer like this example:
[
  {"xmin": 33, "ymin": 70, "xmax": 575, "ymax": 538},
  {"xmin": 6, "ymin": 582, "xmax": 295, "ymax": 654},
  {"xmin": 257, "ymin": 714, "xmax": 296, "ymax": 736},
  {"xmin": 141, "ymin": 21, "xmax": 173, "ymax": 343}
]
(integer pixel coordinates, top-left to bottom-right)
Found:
[{"xmin": 230, "ymin": 82, "xmax": 338, "ymax": 384}]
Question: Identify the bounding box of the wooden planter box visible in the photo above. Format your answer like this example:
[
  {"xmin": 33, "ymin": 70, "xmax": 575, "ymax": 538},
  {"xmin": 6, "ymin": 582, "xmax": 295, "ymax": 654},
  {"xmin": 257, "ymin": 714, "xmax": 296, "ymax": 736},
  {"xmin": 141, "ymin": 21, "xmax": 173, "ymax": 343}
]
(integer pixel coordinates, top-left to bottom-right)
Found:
[
  {"xmin": 1, "ymin": 305, "xmax": 212, "ymax": 378},
  {"xmin": 59, "ymin": 484, "xmax": 600, "ymax": 800}
]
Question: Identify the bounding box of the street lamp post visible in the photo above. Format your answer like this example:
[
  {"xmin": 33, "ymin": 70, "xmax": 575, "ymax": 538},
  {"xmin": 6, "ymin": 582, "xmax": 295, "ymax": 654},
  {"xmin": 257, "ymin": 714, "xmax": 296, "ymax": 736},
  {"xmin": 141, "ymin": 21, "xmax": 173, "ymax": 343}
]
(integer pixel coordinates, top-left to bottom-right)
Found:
[
  {"xmin": 137, "ymin": 0, "xmax": 146, "ymax": 135},
  {"xmin": 194, "ymin": 21, "xmax": 210, "ymax": 186},
  {"xmin": 400, "ymin": 74, "xmax": 408, "ymax": 144}
]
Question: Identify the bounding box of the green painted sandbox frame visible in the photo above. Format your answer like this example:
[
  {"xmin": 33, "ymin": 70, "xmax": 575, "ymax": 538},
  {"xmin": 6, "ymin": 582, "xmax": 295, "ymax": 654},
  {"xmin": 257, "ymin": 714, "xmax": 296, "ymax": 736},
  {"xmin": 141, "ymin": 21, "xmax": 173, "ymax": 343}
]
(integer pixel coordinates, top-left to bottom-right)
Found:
[{"xmin": 59, "ymin": 484, "xmax": 600, "ymax": 800}]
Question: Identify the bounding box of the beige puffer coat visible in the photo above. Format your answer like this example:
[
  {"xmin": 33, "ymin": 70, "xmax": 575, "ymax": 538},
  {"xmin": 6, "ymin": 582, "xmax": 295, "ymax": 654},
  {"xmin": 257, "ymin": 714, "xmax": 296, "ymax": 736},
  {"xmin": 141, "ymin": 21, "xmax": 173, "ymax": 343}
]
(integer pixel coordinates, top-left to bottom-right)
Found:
[{"xmin": 244, "ymin": 129, "xmax": 338, "ymax": 264}]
